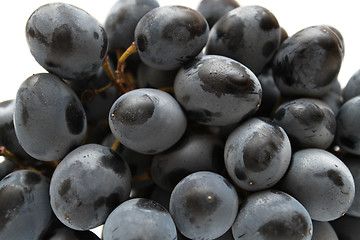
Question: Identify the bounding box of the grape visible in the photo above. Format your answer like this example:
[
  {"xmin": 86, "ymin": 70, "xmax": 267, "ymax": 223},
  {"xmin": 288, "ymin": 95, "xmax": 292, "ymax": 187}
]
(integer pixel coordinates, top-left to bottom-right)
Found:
[
  {"xmin": 272, "ymin": 25, "xmax": 343, "ymax": 97},
  {"xmin": 280, "ymin": 27, "xmax": 288, "ymax": 43},
  {"xmin": 25, "ymin": 3, "xmax": 108, "ymax": 81},
  {"xmin": 320, "ymin": 91, "xmax": 342, "ymax": 116},
  {"xmin": 49, "ymin": 144, "xmax": 131, "ymax": 230},
  {"xmin": 105, "ymin": 0, "xmax": 159, "ymax": 53},
  {"xmin": 224, "ymin": 117, "xmax": 291, "ymax": 191},
  {"xmin": 134, "ymin": 5, "xmax": 209, "ymax": 70},
  {"xmin": 342, "ymin": 69, "xmax": 360, "ymax": 102},
  {"xmin": 330, "ymin": 78, "xmax": 342, "ymax": 95},
  {"xmin": 13, "ymin": 73, "xmax": 87, "ymax": 161},
  {"xmin": 256, "ymin": 68, "xmax": 281, "ymax": 117},
  {"xmin": 196, "ymin": 0, "xmax": 239, "ymax": 28},
  {"xmin": 174, "ymin": 55, "xmax": 262, "ymax": 126},
  {"xmin": 0, "ymin": 157, "xmax": 18, "ymax": 180},
  {"xmin": 335, "ymin": 96, "xmax": 360, "ymax": 155},
  {"xmin": 66, "ymin": 60, "xmax": 120, "ymax": 123},
  {"xmin": 273, "ymin": 98, "xmax": 336, "ymax": 150},
  {"xmin": 151, "ymin": 132, "xmax": 224, "ymax": 191},
  {"xmin": 231, "ymin": 190, "xmax": 312, "ymax": 240},
  {"xmin": 102, "ymin": 133, "xmax": 153, "ymax": 178},
  {"xmin": 150, "ymin": 185, "xmax": 172, "ymax": 211},
  {"xmin": 326, "ymin": 25, "xmax": 345, "ymax": 57},
  {"xmin": 330, "ymin": 215, "xmax": 360, "ymax": 240},
  {"xmin": 279, "ymin": 148, "xmax": 355, "ymax": 221},
  {"xmin": 169, "ymin": 171, "xmax": 239, "ymax": 240},
  {"xmin": 0, "ymin": 170, "xmax": 53, "ymax": 240},
  {"xmin": 339, "ymin": 154, "xmax": 360, "ymax": 217},
  {"xmin": 206, "ymin": 5, "xmax": 281, "ymax": 75},
  {"xmin": 312, "ymin": 221, "xmax": 338, "ymax": 240},
  {"xmin": 103, "ymin": 198, "xmax": 177, "ymax": 240},
  {"xmin": 136, "ymin": 62, "xmax": 178, "ymax": 89},
  {"xmin": 109, "ymin": 88, "xmax": 187, "ymax": 154},
  {"xmin": 0, "ymin": 100, "xmax": 37, "ymax": 164}
]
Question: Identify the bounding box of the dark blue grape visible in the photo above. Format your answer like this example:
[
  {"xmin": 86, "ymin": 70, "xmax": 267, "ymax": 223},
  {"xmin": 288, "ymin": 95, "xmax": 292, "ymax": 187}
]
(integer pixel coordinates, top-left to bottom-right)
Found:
[
  {"xmin": 326, "ymin": 25, "xmax": 345, "ymax": 57},
  {"xmin": 206, "ymin": 5, "xmax": 281, "ymax": 75},
  {"xmin": 151, "ymin": 132, "xmax": 224, "ymax": 191},
  {"xmin": 170, "ymin": 171, "xmax": 239, "ymax": 239},
  {"xmin": 49, "ymin": 144, "xmax": 131, "ymax": 230},
  {"xmin": 330, "ymin": 215, "xmax": 360, "ymax": 240},
  {"xmin": 273, "ymin": 98, "xmax": 336, "ymax": 150},
  {"xmin": 320, "ymin": 91, "xmax": 343, "ymax": 116},
  {"xmin": 197, "ymin": 0, "xmax": 239, "ymax": 28},
  {"xmin": 26, "ymin": 3, "xmax": 108, "ymax": 81},
  {"xmin": 339, "ymin": 154, "xmax": 360, "ymax": 217},
  {"xmin": 150, "ymin": 185, "xmax": 171, "ymax": 211},
  {"xmin": 174, "ymin": 55, "xmax": 262, "ymax": 126},
  {"xmin": 232, "ymin": 190, "xmax": 312, "ymax": 240},
  {"xmin": 14, "ymin": 73, "xmax": 87, "ymax": 161},
  {"xmin": 0, "ymin": 157, "xmax": 18, "ymax": 180},
  {"xmin": 0, "ymin": 170, "xmax": 53, "ymax": 240},
  {"xmin": 66, "ymin": 59, "xmax": 120, "ymax": 123},
  {"xmin": 272, "ymin": 25, "xmax": 343, "ymax": 97},
  {"xmin": 255, "ymin": 68, "xmax": 281, "ymax": 117},
  {"xmin": 135, "ymin": 5, "xmax": 209, "ymax": 70},
  {"xmin": 105, "ymin": 0, "xmax": 159, "ymax": 53},
  {"xmin": 279, "ymin": 149, "xmax": 355, "ymax": 221},
  {"xmin": 335, "ymin": 96, "xmax": 360, "ymax": 155},
  {"xmin": 103, "ymin": 198, "xmax": 177, "ymax": 240},
  {"xmin": 109, "ymin": 88, "xmax": 187, "ymax": 154},
  {"xmin": 312, "ymin": 221, "xmax": 338, "ymax": 240},
  {"xmin": 224, "ymin": 117, "xmax": 291, "ymax": 191},
  {"xmin": 330, "ymin": 78, "xmax": 342, "ymax": 95},
  {"xmin": 136, "ymin": 62, "xmax": 178, "ymax": 89},
  {"xmin": 102, "ymin": 133, "xmax": 152, "ymax": 178},
  {"xmin": 342, "ymin": 69, "xmax": 360, "ymax": 102},
  {"xmin": 0, "ymin": 100, "xmax": 38, "ymax": 164}
]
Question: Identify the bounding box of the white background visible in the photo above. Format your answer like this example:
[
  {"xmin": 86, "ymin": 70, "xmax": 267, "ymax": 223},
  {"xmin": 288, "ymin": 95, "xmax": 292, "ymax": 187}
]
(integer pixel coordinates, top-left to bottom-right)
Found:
[
  {"xmin": 0, "ymin": 0, "xmax": 358, "ymax": 237},
  {"xmin": 0, "ymin": 0, "xmax": 359, "ymax": 103}
]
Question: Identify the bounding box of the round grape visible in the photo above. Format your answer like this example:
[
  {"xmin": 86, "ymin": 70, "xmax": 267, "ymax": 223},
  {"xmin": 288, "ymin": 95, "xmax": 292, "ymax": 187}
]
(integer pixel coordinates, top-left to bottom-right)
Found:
[
  {"xmin": 174, "ymin": 55, "xmax": 262, "ymax": 126},
  {"xmin": 105, "ymin": 0, "xmax": 159, "ymax": 53},
  {"xmin": 224, "ymin": 117, "xmax": 291, "ymax": 191},
  {"xmin": 336, "ymin": 96, "xmax": 360, "ymax": 155},
  {"xmin": 231, "ymin": 190, "xmax": 312, "ymax": 240},
  {"xmin": 273, "ymin": 98, "xmax": 336, "ymax": 150},
  {"xmin": 279, "ymin": 148, "xmax": 355, "ymax": 221},
  {"xmin": 197, "ymin": 0, "xmax": 239, "ymax": 28},
  {"xmin": 25, "ymin": 3, "xmax": 108, "ymax": 81},
  {"xmin": 14, "ymin": 73, "xmax": 87, "ymax": 161},
  {"xmin": 135, "ymin": 5, "xmax": 209, "ymax": 70},
  {"xmin": 103, "ymin": 198, "xmax": 177, "ymax": 240},
  {"xmin": 151, "ymin": 132, "xmax": 224, "ymax": 191},
  {"xmin": 49, "ymin": 144, "xmax": 131, "ymax": 230},
  {"xmin": 0, "ymin": 170, "xmax": 53, "ymax": 240},
  {"xmin": 272, "ymin": 25, "xmax": 343, "ymax": 97},
  {"xmin": 170, "ymin": 171, "xmax": 239, "ymax": 240},
  {"xmin": 109, "ymin": 88, "xmax": 187, "ymax": 154},
  {"xmin": 206, "ymin": 5, "xmax": 281, "ymax": 75}
]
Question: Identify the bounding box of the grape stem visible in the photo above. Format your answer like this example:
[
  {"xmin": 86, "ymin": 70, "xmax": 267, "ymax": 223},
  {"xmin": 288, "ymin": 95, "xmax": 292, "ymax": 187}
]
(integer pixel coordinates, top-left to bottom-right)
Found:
[
  {"xmin": 81, "ymin": 42, "xmax": 138, "ymax": 103},
  {"xmin": 132, "ymin": 170, "xmax": 151, "ymax": 183},
  {"xmin": 114, "ymin": 42, "xmax": 138, "ymax": 92},
  {"xmin": 116, "ymin": 41, "xmax": 138, "ymax": 71},
  {"xmin": 111, "ymin": 139, "xmax": 121, "ymax": 151}
]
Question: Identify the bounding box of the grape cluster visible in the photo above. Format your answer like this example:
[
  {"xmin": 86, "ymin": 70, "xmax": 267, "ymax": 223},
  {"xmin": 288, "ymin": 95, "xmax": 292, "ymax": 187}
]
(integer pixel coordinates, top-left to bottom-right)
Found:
[{"xmin": 1, "ymin": 0, "xmax": 360, "ymax": 239}]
